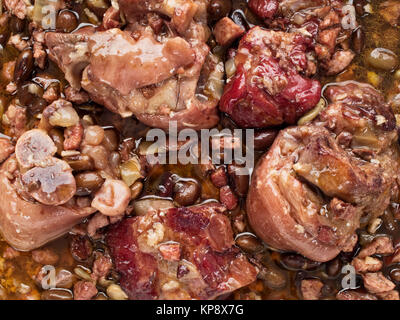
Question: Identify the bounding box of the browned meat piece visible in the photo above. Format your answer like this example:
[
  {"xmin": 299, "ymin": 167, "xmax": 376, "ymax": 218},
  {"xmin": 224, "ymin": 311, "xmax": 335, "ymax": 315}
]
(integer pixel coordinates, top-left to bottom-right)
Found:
[
  {"xmin": 31, "ymin": 248, "xmax": 60, "ymax": 265},
  {"xmin": 247, "ymin": 82, "xmax": 400, "ymax": 262},
  {"xmin": 352, "ymin": 257, "xmax": 383, "ymax": 273},
  {"xmin": 73, "ymin": 281, "xmax": 98, "ymax": 300},
  {"xmin": 0, "ymin": 138, "xmax": 14, "ymax": 164},
  {"xmin": 7, "ymin": 34, "xmax": 29, "ymax": 51},
  {"xmin": 87, "ymin": 212, "xmax": 109, "ymax": 237},
  {"xmin": 300, "ymin": 279, "xmax": 324, "ymax": 300},
  {"xmin": 219, "ymin": 185, "xmax": 238, "ymax": 210},
  {"xmin": 362, "ymin": 272, "xmax": 396, "ymax": 294},
  {"xmin": 64, "ymin": 87, "xmax": 90, "ymax": 104},
  {"xmin": 210, "ymin": 167, "xmax": 228, "ymax": 188},
  {"xmin": 102, "ymin": 6, "xmax": 121, "ymax": 30},
  {"xmin": 4, "ymin": 0, "xmax": 26, "ymax": 19},
  {"xmin": 2, "ymin": 103, "xmax": 27, "ymax": 140},
  {"xmin": 63, "ymin": 123, "xmax": 83, "ymax": 151},
  {"xmin": 213, "ymin": 17, "xmax": 244, "ymax": 46},
  {"xmin": 1, "ymin": 60, "xmax": 16, "ymax": 82},
  {"xmin": 0, "ymin": 156, "xmax": 95, "ymax": 251},
  {"xmin": 249, "ymin": 0, "xmax": 357, "ymax": 76},
  {"xmin": 377, "ymin": 290, "xmax": 400, "ymax": 300},
  {"xmin": 2, "ymin": 246, "xmax": 20, "ymax": 259},
  {"xmin": 119, "ymin": 0, "xmax": 198, "ymax": 35},
  {"xmin": 324, "ymin": 50, "xmax": 356, "ymax": 76},
  {"xmin": 336, "ymin": 290, "xmax": 377, "ymax": 300},
  {"xmin": 91, "ymin": 252, "xmax": 113, "ymax": 281},
  {"xmin": 106, "ymin": 203, "xmax": 257, "ymax": 300},
  {"xmin": 358, "ymin": 237, "xmax": 394, "ymax": 258},
  {"xmin": 43, "ymin": 86, "xmax": 59, "ymax": 103},
  {"xmin": 32, "ymin": 31, "xmax": 47, "ymax": 69},
  {"xmin": 380, "ymin": 1, "xmax": 400, "ymax": 26}
]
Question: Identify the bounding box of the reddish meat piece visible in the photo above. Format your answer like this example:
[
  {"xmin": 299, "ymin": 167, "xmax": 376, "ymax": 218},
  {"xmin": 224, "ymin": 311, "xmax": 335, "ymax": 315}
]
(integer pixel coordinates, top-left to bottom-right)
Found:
[
  {"xmin": 352, "ymin": 257, "xmax": 383, "ymax": 273},
  {"xmin": 219, "ymin": 185, "xmax": 238, "ymax": 210},
  {"xmin": 220, "ymin": 27, "xmax": 321, "ymax": 128},
  {"xmin": 73, "ymin": 281, "xmax": 98, "ymax": 300},
  {"xmin": 336, "ymin": 290, "xmax": 377, "ymax": 300},
  {"xmin": 249, "ymin": 0, "xmax": 357, "ymax": 76},
  {"xmin": 91, "ymin": 252, "xmax": 113, "ymax": 281},
  {"xmin": 4, "ymin": 0, "xmax": 26, "ymax": 19},
  {"xmin": 2, "ymin": 104, "xmax": 27, "ymax": 139},
  {"xmin": 210, "ymin": 167, "xmax": 228, "ymax": 188},
  {"xmin": 31, "ymin": 248, "xmax": 60, "ymax": 265},
  {"xmin": 358, "ymin": 237, "xmax": 394, "ymax": 259},
  {"xmin": 64, "ymin": 87, "xmax": 90, "ymax": 104},
  {"xmin": 64, "ymin": 122, "xmax": 83, "ymax": 151},
  {"xmin": 106, "ymin": 203, "xmax": 257, "ymax": 300},
  {"xmin": 248, "ymin": 0, "xmax": 278, "ymax": 19},
  {"xmin": 362, "ymin": 272, "xmax": 396, "ymax": 294},
  {"xmin": 300, "ymin": 279, "xmax": 324, "ymax": 300},
  {"xmin": 213, "ymin": 17, "xmax": 244, "ymax": 46}
]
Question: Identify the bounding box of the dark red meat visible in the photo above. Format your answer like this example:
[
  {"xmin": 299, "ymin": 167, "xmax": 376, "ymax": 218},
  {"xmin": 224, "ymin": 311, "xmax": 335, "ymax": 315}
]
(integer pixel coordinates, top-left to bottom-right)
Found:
[
  {"xmin": 106, "ymin": 203, "xmax": 257, "ymax": 300},
  {"xmin": 220, "ymin": 27, "xmax": 321, "ymax": 128}
]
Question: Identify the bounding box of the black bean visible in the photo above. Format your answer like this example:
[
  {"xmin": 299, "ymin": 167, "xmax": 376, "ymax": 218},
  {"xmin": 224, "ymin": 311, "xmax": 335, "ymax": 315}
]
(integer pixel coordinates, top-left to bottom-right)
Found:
[
  {"xmin": 64, "ymin": 154, "xmax": 94, "ymax": 171},
  {"xmin": 352, "ymin": 27, "xmax": 365, "ymax": 55},
  {"xmin": 258, "ymin": 260, "xmax": 287, "ymax": 289},
  {"xmin": 56, "ymin": 10, "xmax": 78, "ymax": 33},
  {"xmin": 236, "ymin": 233, "xmax": 263, "ymax": 253},
  {"xmin": 9, "ymin": 16, "xmax": 25, "ymax": 34},
  {"xmin": 102, "ymin": 129, "xmax": 119, "ymax": 151},
  {"xmin": 173, "ymin": 180, "xmax": 201, "ymax": 206},
  {"xmin": 280, "ymin": 253, "xmax": 321, "ymax": 271},
  {"xmin": 41, "ymin": 289, "xmax": 73, "ymax": 300},
  {"xmin": 75, "ymin": 171, "xmax": 104, "ymax": 196},
  {"xmin": 49, "ymin": 128, "xmax": 64, "ymax": 156},
  {"xmin": 158, "ymin": 172, "xmax": 175, "ymax": 197},
  {"xmin": 227, "ymin": 164, "xmax": 249, "ymax": 197},
  {"xmin": 0, "ymin": 27, "xmax": 10, "ymax": 46},
  {"xmin": 14, "ymin": 49, "xmax": 34, "ymax": 84},
  {"xmin": 253, "ymin": 129, "xmax": 278, "ymax": 150},
  {"xmin": 17, "ymin": 82, "xmax": 43, "ymax": 106},
  {"xmin": 70, "ymin": 236, "xmax": 93, "ymax": 262},
  {"xmin": 390, "ymin": 268, "xmax": 400, "ymax": 282},
  {"xmin": 354, "ymin": 0, "xmax": 366, "ymax": 16},
  {"xmin": 208, "ymin": 0, "xmax": 232, "ymax": 21},
  {"xmin": 326, "ymin": 257, "xmax": 342, "ymax": 277},
  {"xmin": 29, "ymin": 97, "xmax": 47, "ymax": 114},
  {"xmin": 358, "ymin": 231, "xmax": 374, "ymax": 246}
]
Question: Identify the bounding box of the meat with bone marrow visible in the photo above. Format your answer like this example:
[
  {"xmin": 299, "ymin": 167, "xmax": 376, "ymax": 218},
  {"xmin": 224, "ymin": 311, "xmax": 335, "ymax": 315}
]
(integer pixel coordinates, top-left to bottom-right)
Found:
[
  {"xmin": 247, "ymin": 81, "xmax": 400, "ymax": 262},
  {"xmin": 106, "ymin": 202, "xmax": 258, "ymax": 299}
]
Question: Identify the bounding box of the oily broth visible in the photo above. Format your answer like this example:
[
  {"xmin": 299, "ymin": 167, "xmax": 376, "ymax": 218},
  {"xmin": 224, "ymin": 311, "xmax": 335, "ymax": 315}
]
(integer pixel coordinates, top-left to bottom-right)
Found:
[{"xmin": 0, "ymin": 0, "xmax": 399, "ymax": 300}]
